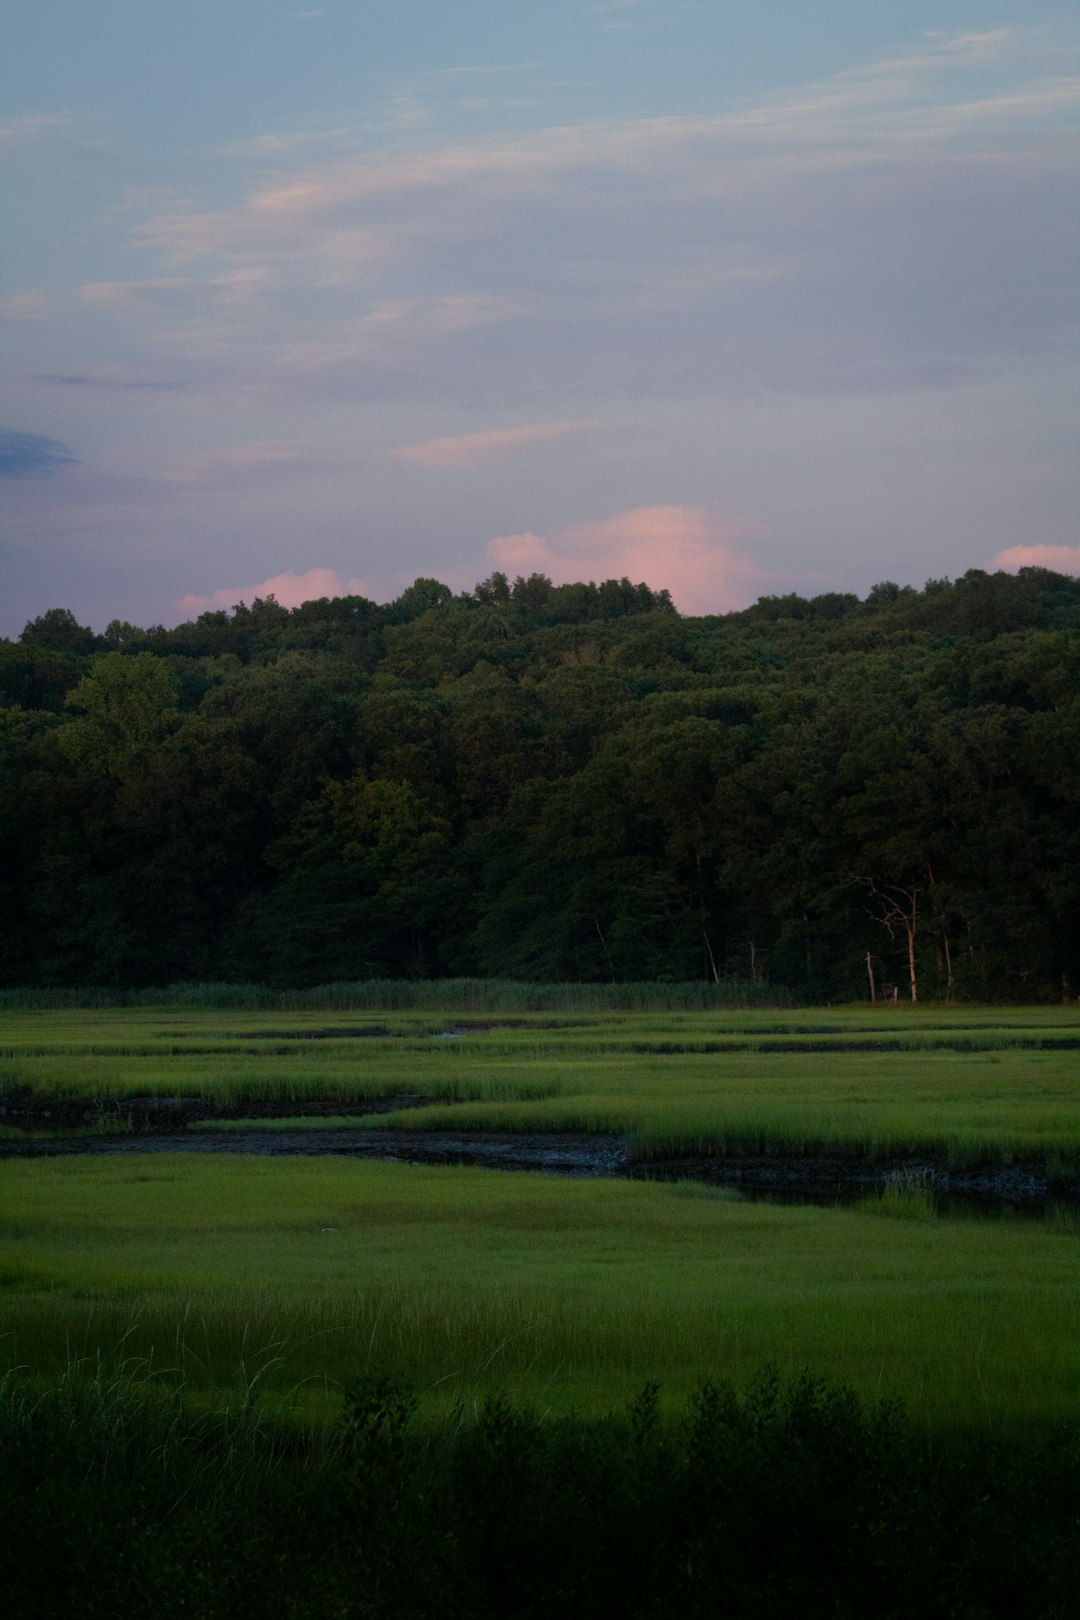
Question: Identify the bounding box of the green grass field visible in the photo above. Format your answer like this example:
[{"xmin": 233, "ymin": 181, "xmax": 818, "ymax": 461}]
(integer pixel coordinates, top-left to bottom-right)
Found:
[
  {"xmin": 3, "ymin": 1153, "xmax": 1079, "ymax": 1430},
  {"xmin": 3, "ymin": 1002, "xmax": 1079, "ymax": 1160},
  {"xmin": 2, "ymin": 1000, "xmax": 1078, "ymax": 1432}
]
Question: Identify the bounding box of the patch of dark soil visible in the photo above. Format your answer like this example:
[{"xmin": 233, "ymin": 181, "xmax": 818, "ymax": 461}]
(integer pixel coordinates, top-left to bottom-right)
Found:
[
  {"xmin": 213, "ymin": 1019, "xmax": 582, "ymax": 1040},
  {"xmin": 629, "ymin": 1037, "xmax": 1080, "ymax": 1054},
  {"xmin": 3, "ymin": 1097, "xmax": 1077, "ymax": 1212},
  {"xmin": 221, "ymin": 1026, "xmax": 399, "ymax": 1040},
  {"xmin": 0, "ymin": 1127, "xmax": 628, "ymax": 1176},
  {"xmin": 724, "ymin": 1022, "xmax": 1076, "ymax": 1035},
  {"xmin": 628, "ymin": 1153, "xmax": 1080, "ymax": 1211},
  {"xmin": 211, "ymin": 1092, "xmax": 433, "ymax": 1121},
  {"xmin": 0, "ymin": 1090, "xmax": 435, "ymax": 1132}
]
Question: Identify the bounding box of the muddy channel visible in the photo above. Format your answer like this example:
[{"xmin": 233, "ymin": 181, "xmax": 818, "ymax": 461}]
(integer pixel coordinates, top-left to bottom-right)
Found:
[{"xmin": 2, "ymin": 1100, "xmax": 1076, "ymax": 1215}]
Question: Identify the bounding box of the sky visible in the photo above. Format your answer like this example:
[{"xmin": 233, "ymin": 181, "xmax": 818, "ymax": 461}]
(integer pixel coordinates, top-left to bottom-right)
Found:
[{"xmin": 2, "ymin": 2, "xmax": 1078, "ymax": 632}]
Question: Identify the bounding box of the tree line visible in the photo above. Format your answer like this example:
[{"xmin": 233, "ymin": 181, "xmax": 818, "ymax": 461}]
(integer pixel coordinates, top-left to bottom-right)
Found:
[{"xmin": 2, "ymin": 565, "xmax": 1078, "ymax": 999}]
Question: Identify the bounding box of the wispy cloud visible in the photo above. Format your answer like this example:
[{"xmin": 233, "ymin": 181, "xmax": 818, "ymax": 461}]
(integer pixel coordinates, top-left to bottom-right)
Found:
[
  {"xmin": 177, "ymin": 567, "xmax": 374, "ymax": 616},
  {"xmin": 488, "ymin": 505, "xmax": 767, "ymax": 613},
  {"xmin": 215, "ymin": 127, "xmax": 353, "ymax": 159},
  {"xmin": 138, "ymin": 35, "xmax": 1073, "ymax": 260},
  {"xmin": 0, "ymin": 112, "xmax": 70, "ymax": 149},
  {"xmin": 392, "ymin": 420, "xmax": 590, "ymax": 467},
  {"xmin": 166, "ymin": 443, "xmax": 335, "ymax": 486},
  {"xmin": 109, "ymin": 25, "xmax": 1077, "ymax": 412},
  {"xmin": 79, "ymin": 269, "xmax": 267, "ymax": 308},
  {"xmin": 271, "ymin": 295, "xmax": 527, "ymax": 382},
  {"xmin": 3, "ymin": 292, "xmax": 49, "ymax": 319},
  {"xmin": 36, "ymin": 369, "xmax": 188, "ymax": 391}
]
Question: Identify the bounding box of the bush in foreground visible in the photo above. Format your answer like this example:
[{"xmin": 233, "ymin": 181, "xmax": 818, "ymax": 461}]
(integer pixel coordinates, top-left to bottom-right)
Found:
[{"xmin": 2, "ymin": 1366, "xmax": 1077, "ymax": 1618}]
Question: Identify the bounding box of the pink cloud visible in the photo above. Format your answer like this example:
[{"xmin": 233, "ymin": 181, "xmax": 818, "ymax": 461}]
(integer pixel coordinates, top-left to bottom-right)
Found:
[
  {"xmin": 488, "ymin": 505, "xmax": 767, "ymax": 613},
  {"xmin": 127, "ymin": 28, "xmax": 1075, "ymax": 271},
  {"xmin": 0, "ymin": 112, "xmax": 71, "ymax": 146},
  {"xmin": 391, "ymin": 420, "xmax": 588, "ymax": 468},
  {"xmin": 991, "ymin": 544, "xmax": 1080, "ymax": 576},
  {"xmin": 79, "ymin": 268, "xmax": 265, "ymax": 308},
  {"xmin": 4, "ymin": 291, "xmax": 49, "ymax": 319},
  {"xmin": 176, "ymin": 567, "xmax": 377, "ymax": 616}
]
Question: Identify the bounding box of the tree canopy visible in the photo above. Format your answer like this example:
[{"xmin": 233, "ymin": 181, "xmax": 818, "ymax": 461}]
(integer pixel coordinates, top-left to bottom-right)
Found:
[{"xmin": 3, "ymin": 567, "xmax": 1078, "ymax": 999}]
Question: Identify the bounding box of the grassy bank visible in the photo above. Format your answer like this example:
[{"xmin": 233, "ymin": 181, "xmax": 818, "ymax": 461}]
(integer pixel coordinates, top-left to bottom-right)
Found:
[
  {"xmin": 3, "ymin": 1154, "xmax": 1079, "ymax": 1428},
  {"xmin": 4, "ymin": 1004, "xmax": 1079, "ymax": 1163}
]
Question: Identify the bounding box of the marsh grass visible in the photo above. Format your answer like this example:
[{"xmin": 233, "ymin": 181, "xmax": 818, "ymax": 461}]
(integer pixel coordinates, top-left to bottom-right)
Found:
[
  {"xmin": 0, "ymin": 976, "xmax": 793, "ymax": 1013},
  {"xmin": 862, "ymin": 1168, "xmax": 940, "ymax": 1220},
  {"xmin": 4, "ymin": 999, "xmax": 1077, "ymax": 1616},
  {"xmin": 4, "ymin": 1005, "xmax": 1078, "ymax": 1164},
  {"xmin": 665, "ymin": 1179, "xmax": 744, "ymax": 1203},
  {"xmin": 3, "ymin": 1155, "xmax": 1079, "ymax": 1430},
  {"xmin": 4, "ymin": 1358, "xmax": 1077, "ymax": 1620},
  {"xmin": 1046, "ymin": 1203, "xmax": 1080, "ymax": 1236}
]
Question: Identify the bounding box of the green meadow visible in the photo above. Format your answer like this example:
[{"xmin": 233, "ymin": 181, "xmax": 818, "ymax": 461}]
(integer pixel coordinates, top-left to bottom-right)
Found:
[
  {"xmin": 3, "ymin": 1000, "xmax": 1079, "ymax": 1160},
  {"xmin": 2, "ymin": 999, "xmax": 1079, "ymax": 1431},
  {"xmin": 3, "ymin": 1153, "xmax": 1079, "ymax": 1430}
]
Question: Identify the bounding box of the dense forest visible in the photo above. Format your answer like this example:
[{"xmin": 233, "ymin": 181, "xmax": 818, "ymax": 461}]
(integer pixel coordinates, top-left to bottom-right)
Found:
[{"xmin": 2, "ymin": 566, "xmax": 1078, "ymax": 1000}]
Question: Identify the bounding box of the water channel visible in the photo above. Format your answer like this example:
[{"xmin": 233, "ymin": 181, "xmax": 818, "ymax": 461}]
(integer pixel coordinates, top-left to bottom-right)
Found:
[{"xmin": 3, "ymin": 1114, "xmax": 1075, "ymax": 1218}]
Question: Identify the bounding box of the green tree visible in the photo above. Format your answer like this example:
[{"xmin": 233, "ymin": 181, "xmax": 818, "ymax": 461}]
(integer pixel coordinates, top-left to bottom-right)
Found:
[
  {"xmin": 229, "ymin": 772, "xmax": 453, "ymax": 982},
  {"xmin": 61, "ymin": 652, "xmax": 180, "ymax": 774}
]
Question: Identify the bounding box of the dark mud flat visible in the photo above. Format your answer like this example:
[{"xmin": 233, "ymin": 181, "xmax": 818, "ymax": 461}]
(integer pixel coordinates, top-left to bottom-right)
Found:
[
  {"xmin": 630, "ymin": 1037, "xmax": 1080, "ymax": 1054},
  {"xmin": 0, "ymin": 1127, "xmax": 628, "ymax": 1177},
  {"xmin": 0, "ymin": 1091, "xmax": 433, "ymax": 1131},
  {"xmin": 2, "ymin": 1125, "xmax": 1078, "ymax": 1212},
  {"xmin": 197, "ymin": 1019, "xmax": 582, "ymax": 1041},
  {"xmin": 628, "ymin": 1153, "xmax": 1080, "ymax": 1212}
]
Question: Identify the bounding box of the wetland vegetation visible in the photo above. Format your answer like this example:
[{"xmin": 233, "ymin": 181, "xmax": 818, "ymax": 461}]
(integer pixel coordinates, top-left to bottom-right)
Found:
[
  {"xmin": 3, "ymin": 999, "xmax": 1078, "ymax": 1614},
  {"xmin": 3, "ymin": 1002, "xmax": 1078, "ymax": 1427},
  {"xmin": 5, "ymin": 1361, "xmax": 1078, "ymax": 1620},
  {"xmin": 4, "ymin": 1013, "xmax": 1080, "ymax": 1614},
  {"xmin": 4, "ymin": 566, "xmax": 1080, "ymax": 1612},
  {"xmin": 4, "ymin": 1000, "xmax": 1077, "ymax": 1167}
]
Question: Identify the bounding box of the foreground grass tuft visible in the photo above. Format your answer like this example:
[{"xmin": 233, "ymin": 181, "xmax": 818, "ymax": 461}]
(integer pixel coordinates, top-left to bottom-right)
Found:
[{"xmin": 2, "ymin": 1364, "xmax": 1076, "ymax": 1619}]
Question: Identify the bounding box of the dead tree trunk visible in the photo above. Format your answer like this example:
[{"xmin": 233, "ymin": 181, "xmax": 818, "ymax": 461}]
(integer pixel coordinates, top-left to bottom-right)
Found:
[{"xmin": 855, "ymin": 879, "xmax": 920, "ymax": 1003}]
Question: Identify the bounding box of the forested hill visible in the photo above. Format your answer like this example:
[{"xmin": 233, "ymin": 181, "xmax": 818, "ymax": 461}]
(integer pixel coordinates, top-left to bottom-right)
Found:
[{"xmin": 3, "ymin": 566, "xmax": 1079, "ymax": 1000}]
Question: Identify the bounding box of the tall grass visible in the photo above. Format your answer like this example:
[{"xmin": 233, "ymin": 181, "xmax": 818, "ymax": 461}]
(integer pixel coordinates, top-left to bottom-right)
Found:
[
  {"xmin": 0, "ymin": 976, "xmax": 795, "ymax": 1012},
  {"xmin": 2, "ymin": 1361, "xmax": 1077, "ymax": 1620}
]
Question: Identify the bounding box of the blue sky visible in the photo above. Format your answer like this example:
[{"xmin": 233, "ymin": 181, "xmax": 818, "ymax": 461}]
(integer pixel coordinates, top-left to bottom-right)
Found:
[{"xmin": 3, "ymin": 2, "xmax": 1078, "ymax": 630}]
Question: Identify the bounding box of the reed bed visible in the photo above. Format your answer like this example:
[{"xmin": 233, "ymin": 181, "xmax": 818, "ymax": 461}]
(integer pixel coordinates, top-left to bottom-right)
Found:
[{"xmin": 0, "ymin": 976, "xmax": 794, "ymax": 1013}]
